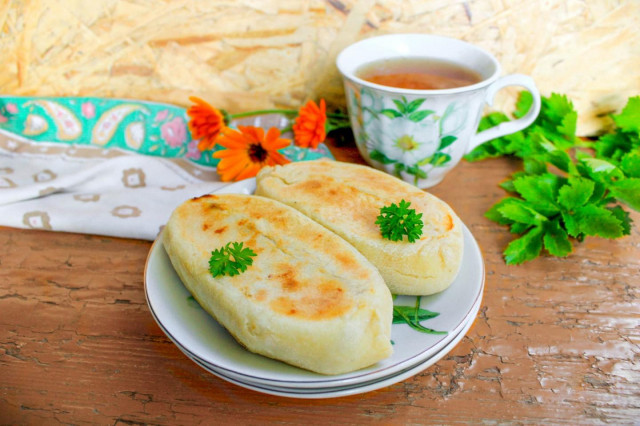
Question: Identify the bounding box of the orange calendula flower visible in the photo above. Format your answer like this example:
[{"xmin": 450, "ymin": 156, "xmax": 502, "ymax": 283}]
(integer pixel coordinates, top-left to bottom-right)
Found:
[
  {"xmin": 213, "ymin": 125, "xmax": 291, "ymax": 182},
  {"xmin": 186, "ymin": 96, "xmax": 227, "ymax": 152},
  {"xmin": 292, "ymin": 99, "xmax": 327, "ymax": 149}
]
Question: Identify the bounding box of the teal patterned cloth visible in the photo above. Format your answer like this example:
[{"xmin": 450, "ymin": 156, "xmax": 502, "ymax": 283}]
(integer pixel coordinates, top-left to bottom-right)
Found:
[
  {"xmin": 0, "ymin": 96, "xmax": 333, "ymax": 240},
  {"xmin": 0, "ymin": 96, "xmax": 333, "ymax": 167}
]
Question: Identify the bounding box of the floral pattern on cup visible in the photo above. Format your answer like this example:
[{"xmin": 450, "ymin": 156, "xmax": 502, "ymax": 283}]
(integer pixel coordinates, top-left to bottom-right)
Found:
[{"xmin": 348, "ymin": 88, "xmax": 468, "ymax": 185}]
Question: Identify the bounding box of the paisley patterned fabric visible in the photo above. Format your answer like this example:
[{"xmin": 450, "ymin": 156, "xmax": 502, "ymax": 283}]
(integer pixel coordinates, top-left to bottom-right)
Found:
[
  {"xmin": 0, "ymin": 96, "xmax": 334, "ymax": 240},
  {"xmin": 0, "ymin": 96, "xmax": 333, "ymax": 166}
]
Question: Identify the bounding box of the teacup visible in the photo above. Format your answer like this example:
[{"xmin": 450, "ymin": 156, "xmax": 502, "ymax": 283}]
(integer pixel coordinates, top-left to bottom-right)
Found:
[{"xmin": 336, "ymin": 33, "xmax": 541, "ymax": 188}]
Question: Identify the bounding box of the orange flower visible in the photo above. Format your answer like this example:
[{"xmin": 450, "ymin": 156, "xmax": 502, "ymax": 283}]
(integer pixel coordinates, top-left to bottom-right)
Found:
[
  {"xmin": 292, "ymin": 99, "xmax": 327, "ymax": 149},
  {"xmin": 213, "ymin": 125, "xmax": 291, "ymax": 182},
  {"xmin": 186, "ymin": 96, "xmax": 227, "ymax": 151}
]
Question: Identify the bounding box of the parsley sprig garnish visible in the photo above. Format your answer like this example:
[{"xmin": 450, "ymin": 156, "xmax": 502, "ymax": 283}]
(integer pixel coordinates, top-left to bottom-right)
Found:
[
  {"xmin": 466, "ymin": 92, "xmax": 640, "ymax": 264},
  {"xmin": 376, "ymin": 199, "xmax": 424, "ymax": 243},
  {"xmin": 208, "ymin": 242, "xmax": 256, "ymax": 277}
]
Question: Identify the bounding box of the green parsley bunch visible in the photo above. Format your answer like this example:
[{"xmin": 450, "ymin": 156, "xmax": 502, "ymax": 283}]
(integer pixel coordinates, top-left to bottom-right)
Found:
[
  {"xmin": 376, "ymin": 199, "xmax": 424, "ymax": 243},
  {"xmin": 465, "ymin": 93, "xmax": 640, "ymax": 264},
  {"xmin": 209, "ymin": 242, "xmax": 257, "ymax": 277}
]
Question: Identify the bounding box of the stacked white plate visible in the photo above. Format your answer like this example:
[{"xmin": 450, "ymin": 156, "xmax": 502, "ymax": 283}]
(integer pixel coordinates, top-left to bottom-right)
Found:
[{"xmin": 144, "ymin": 179, "xmax": 485, "ymax": 399}]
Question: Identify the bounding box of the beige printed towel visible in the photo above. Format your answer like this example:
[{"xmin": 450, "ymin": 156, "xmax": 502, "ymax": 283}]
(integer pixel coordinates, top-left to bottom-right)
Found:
[{"xmin": 0, "ymin": 129, "xmax": 226, "ymax": 240}]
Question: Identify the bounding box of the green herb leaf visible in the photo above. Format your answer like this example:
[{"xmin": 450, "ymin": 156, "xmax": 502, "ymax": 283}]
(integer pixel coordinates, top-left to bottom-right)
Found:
[
  {"xmin": 514, "ymin": 90, "xmax": 533, "ymax": 118},
  {"xmin": 510, "ymin": 222, "xmax": 534, "ymax": 234},
  {"xmin": 208, "ymin": 242, "xmax": 257, "ymax": 278},
  {"xmin": 463, "ymin": 113, "xmax": 513, "ymax": 162},
  {"xmin": 595, "ymin": 132, "xmax": 634, "ymax": 163},
  {"xmin": 561, "ymin": 210, "xmax": 581, "ymax": 238},
  {"xmin": 392, "ymin": 297, "xmax": 446, "ymax": 335},
  {"xmin": 543, "ymin": 219, "xmax": 573, "ymax": 257},
  {"xmin": 572, "ymin": 204, "xmax": 624, "ymax": 239},
  {"xmin": 499, "ymin": 178, "xmax": 517, "ymax": 193},
  {"xmin": 620, "ymin": 152, "xmax": 640, "ymax": 178},
  {"xmin": 557, "ymin": 110, "xmax": 578, "ymax": 138},
  {"xmin": 608, "ymin": 205, "xmax": 633, "ymax": 236},
  {"xmin": 607, "ymin": 178, "xmax": 640, "ymax": 211},
  {"xmin": 392, "ymin": 306, "xmax": 439, "ymax": 323},
  {"xmin": 557, "ymin": 177, "xmax": 595, "ymax": 210},
  {"xmin": 542, "ymin": 93, "xmax": 576, "ymax": 129},
  {"xmin": 376, "ymin": 199, "xmax": 424, "ymax": 243},
  {"xmin": 588, "ymin": 181, "xmax": 607, "ymax": 206},
  {"xmin": 581, "ymin": 157, "xmax": 621, "ymax": 175},
  {"xmin": 497, "ymin": 199, "xmax": 547, "ymax": 226},
  {"xmin": 512, "ymin": 174, "xmax": 561, "ymax": 216},
  {"xmin": 523, "ymin": 157, "xmax": 547, "ymax": 175},
  {"xmin": 485, "ymin": 198, "xmax": 518, "ymax": 225},
  {"xmin": 503, "ymin": 226, "xmax": 544, "ymax": 265},
  {"xmin": 469, "ymin": 92, "xmax": 639, "ymax": 264},
  {"xmin": 613, "ymin": 96, "xmax": 640, "ymax": 135}
]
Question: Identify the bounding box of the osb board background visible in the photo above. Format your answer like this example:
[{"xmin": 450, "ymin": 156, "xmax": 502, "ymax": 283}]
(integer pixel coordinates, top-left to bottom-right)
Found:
[{"xmin": 1, "ymin": 0, "xmax": 638, "ymax": 136}]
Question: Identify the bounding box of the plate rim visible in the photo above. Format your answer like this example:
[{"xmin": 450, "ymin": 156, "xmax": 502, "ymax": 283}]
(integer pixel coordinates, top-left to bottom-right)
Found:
[{"xmin": 169, "ymin": 295, "xmax": 482, "ymax": 398}]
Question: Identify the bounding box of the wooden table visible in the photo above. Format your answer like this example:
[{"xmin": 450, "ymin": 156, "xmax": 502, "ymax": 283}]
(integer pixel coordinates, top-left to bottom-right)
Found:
[{"xmin": 2, "ymin": 139, "xmax": 639, "ymax": 424}]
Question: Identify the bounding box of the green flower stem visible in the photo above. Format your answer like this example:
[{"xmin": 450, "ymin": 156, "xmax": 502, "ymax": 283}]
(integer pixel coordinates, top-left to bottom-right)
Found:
[
  {"xmin": 326, "ymin": 122, "xmax": 351, "ymax": 133},
  {"xmin": 229, "ymin": 109, "xmax": 298, "ymax": 119},
  {"xmin": 229, "ymin": 109, "xmax": 349, "ymax": 120}
]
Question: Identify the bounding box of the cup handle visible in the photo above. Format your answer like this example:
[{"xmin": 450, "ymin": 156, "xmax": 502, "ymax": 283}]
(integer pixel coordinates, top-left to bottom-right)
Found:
[{"xmin": 466, "ymin": 74, "xmax": 541, "ymax": 154}]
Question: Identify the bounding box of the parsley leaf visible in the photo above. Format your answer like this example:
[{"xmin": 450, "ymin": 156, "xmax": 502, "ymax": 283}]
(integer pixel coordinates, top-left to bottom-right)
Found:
[
  {"xmin": 595, "ymin": 132, "xmax": 633, "ymax": 163},
  {"xmin": 514, "ymin": 90, "xmax": 534, "ymax": 118},
  {"xmin": 543, "ymin": 219, "xmax": 573, "ymax": 257},
  {"xmin": 471, "ymin": 93, "xmax": 639, "ymax": 264},
  {"xmin": 607, "ymin": 178, "xmax": 640, "ymax": 211},
  {"xmin": 557, "ymin": 176, "xmax": 595, "ymax": 210},
  {"xmin": 208, "ymin": 242, "xmax": 257, "ymax": 278},
  {"xmin": 376, "ymin": 199, "xmax": 424, "ymax": 243},
  {"xmin": 613, "ymin": 96, "xmax": 640, "ymax": 135},
  {"xmin": 512, "ymin": 174, "xmax": 562, "ymax": 216},
  {"xmin": 504, "ymin": 226, "xmax": 544, "ymax": 265},
  {"xmin": 570, "ymin": 204, "xmax": 624, "ymax": 239},
  {"xmin": 497, "ymin": 198, "xmax": 547, "ymax": 225},
  {"xmin": 620, "ymin": 152, "xmax": 640, "ymax": 178},
  {"xmin": 608, "ymin": 205, "xmax": 633, "ymax": 236}
]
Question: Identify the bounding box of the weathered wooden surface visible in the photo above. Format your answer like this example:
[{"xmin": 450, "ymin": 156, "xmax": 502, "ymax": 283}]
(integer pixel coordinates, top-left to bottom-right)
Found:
[{"xmin": 1, "ymin": 141, "xmax": 639, "ymax": 424}]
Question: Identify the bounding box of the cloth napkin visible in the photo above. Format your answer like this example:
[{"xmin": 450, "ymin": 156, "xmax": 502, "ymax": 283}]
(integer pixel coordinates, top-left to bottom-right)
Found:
[{"xmin": 0, "ymin": 96, "xmax": 333, "ymax": 240}]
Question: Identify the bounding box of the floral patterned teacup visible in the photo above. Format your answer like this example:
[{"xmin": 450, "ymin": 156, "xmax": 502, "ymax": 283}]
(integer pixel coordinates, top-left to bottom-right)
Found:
[{"xmin": 336, "ymin": 34, "xmax": 541, "ymax": 187}]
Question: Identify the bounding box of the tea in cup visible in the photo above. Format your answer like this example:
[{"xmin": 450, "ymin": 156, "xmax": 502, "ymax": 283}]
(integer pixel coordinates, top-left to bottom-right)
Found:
[{"xmin": 336, "ymin": 34, "xmax": 541, "ymax": 187}]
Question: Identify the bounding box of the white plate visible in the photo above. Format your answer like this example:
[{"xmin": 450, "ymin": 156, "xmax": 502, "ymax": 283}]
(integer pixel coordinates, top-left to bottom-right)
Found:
[
  {"xmin": 169, "ymin": 296, "xmax": 480, "ymax": 399},
  {"xmin": 180, "ymin": 294, "xmax": 481, "ymax": 395},
  {"xmin": 144, "ymin": 177, "xmax": 484, "ymax": 389}
]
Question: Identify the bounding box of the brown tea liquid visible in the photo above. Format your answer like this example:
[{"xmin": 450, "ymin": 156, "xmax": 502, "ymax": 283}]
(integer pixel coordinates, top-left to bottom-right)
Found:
[{"xmin": 357, "ymin": 57, "xmax": 482, "ymax": 90}]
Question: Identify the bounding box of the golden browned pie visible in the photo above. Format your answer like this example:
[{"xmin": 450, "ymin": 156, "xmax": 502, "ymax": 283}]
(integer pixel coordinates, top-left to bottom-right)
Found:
[
  {"xmin": 163, "ymin": 193, "xmax": 393, "ymax": 375},
  {"xmin": 256, "ymin": 159, "xmax": 464, "ymax": 295}
]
